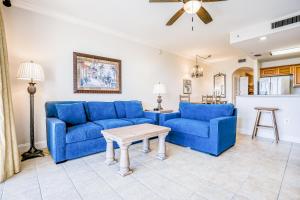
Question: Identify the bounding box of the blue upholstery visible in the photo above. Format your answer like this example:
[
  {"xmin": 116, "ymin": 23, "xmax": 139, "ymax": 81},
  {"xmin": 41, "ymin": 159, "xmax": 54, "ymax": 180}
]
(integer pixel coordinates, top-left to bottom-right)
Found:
[
  {"xmin": 125, "ymin": 101, "xmax": 144, "ymax": 118},
  {"xmin": 93, "ymin": 119, "xmax": 133, "ymax": 129},
  {"xmin": 114, "ymin": 101, "xmax": 127, "ymax": 118},
  {"xmin": 160, "ymin": 103, "xmax": 237, "ymax": 156},
  {"xmin": 66, "ymin": 122, "xmax": 103, "ymax": 144},
  {"xmin": 164, "ymin": 118, "xmax": 209, "ymax": 138},
  {"xmin": 124, "ymin": 118, "xmax": 155, "ymax": 125},
  {"xmin": 45, "ymin": 101, "xmax": 84, "ymax": 118},
  {"xmin": 45, "ymin": 100, "xmax": 159, "ymax": 163},
  {"xmin": 180, "ymin": 103, "xmax": 234, "ymax": 121},
  {"xmin": 46, "ymin": 118, "xmax": 66, "ymax": 163},
  {"xmin": 86, "ymin": 102, "xmax": 117, "ymax": 121},
  {"xmin": 56, "ymin": 103, "xmax": 87, "ymax": 125}
]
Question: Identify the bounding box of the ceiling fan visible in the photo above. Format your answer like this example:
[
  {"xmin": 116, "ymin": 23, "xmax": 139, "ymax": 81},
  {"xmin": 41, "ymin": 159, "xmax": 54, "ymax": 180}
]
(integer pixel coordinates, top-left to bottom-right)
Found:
[{"xmin": 149, "ymin": 0, "xmax": 226, "ymax": 26}]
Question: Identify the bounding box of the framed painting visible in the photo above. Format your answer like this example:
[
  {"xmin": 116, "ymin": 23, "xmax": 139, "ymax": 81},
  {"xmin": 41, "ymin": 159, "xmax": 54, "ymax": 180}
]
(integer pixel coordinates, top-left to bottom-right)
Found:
[
  {"xmin": 73, "ymin": 52, "xmax": 122, "ymax": 94},
  {"xmin": 183, "ymin": 79, "xmax": 192, "ymax": 94}
]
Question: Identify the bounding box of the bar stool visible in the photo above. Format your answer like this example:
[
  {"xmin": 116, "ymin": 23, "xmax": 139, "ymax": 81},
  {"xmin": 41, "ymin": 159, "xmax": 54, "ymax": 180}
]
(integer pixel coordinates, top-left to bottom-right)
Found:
[{"xmin": 252, "ymin": 107, "xmax": 279, "ymax": 143}]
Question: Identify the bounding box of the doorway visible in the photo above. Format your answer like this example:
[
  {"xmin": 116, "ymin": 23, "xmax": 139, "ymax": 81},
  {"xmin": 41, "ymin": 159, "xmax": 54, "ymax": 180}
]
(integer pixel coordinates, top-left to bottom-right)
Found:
[{"xmin": 232, "ymin": 67, "xmax": 254, "ymax": 105}]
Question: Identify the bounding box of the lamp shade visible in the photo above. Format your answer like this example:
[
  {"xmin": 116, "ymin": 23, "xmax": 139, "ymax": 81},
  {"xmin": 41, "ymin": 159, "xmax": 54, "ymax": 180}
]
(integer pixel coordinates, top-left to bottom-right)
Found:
[
  {"xmin": 153, "ymin": 83, "xmax": 166, "ymax": 95},
  {"xmin": 17, "ymin": 61, "xmax": 44, "ymax": 82}
]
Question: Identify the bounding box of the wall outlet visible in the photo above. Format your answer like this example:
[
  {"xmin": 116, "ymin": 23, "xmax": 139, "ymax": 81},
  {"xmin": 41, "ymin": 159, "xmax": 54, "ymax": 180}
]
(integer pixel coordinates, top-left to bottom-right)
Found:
[{"xmin": 284, "ymin": 119, "xmax": 290, "ymax": 125}]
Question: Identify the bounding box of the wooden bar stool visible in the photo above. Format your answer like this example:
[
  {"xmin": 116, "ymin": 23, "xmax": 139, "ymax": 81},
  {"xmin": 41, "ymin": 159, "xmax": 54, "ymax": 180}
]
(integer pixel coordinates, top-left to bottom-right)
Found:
[{"xmin": 252, "ymin": 107, "xmax": 279, "ymax": 143}]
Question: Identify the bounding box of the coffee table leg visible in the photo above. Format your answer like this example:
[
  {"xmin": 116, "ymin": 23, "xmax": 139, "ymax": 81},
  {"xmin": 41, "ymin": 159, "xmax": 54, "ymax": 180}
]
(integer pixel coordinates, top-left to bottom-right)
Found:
[
  {"xmin": 105, "ymin": 138, "xmax": 117, "ymax": 165},
  {"xmin": 142, "ymin": 138, "xmax": 151, "ymax": 153},
  {"xmin": 119, "ymin": 142, "xmax": 132, "ymax": 176},
  {"xmin": 157, "ymin": 133, "xmax": 168, "ymax": 160}
]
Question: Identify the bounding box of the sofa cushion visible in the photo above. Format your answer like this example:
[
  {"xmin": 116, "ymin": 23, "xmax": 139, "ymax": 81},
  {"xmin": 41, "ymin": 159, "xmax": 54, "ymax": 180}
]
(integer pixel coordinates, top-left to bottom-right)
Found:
[
  {"xmin": 66, "ymin": 122, "xmax": 103, "ymax": 144},
  {"xmin": 114, "ymin": 101, "xmax": 127, "ymax": 118},
  {"xmin": 86, "ymin": 102, "xmax": 117, "ymax": 121},
  {"xmin": 125, "ymin": 101, "xmax": 144, "ymax": 118},
  {"xmin": 56, "ymin": 103, "xmax": 87, "ymax": 125},
  {"xmin": 46, "ymin": 101, "xmax": 85, "ymax": 118},
  {"xmin": 93, "ymin": 119, "xmax": 133, "ymax": 129},
  {"xmin": 164, "ymin": 118, "xmax": 209, "ymax": 138},
  {"xmin": 123, "ymin": 118, "xmax": 155, "ymax": 125},
  {"xmin": 180, "ymin": 103, "xmax": 234, "ymax": 121}
]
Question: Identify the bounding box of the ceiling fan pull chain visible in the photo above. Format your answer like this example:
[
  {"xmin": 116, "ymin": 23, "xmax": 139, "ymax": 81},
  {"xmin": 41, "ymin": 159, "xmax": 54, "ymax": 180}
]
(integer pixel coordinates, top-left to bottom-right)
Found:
[{"xmin": 192, "ymin": 16, "xmax": 194, "ymax": 31}]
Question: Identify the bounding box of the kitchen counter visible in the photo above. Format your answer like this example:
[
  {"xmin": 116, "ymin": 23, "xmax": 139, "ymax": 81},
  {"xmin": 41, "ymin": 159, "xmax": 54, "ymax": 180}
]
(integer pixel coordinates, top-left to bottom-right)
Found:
[{"xmin": 236, "ymin": 95, "xmax": 300, "ymax": 144}]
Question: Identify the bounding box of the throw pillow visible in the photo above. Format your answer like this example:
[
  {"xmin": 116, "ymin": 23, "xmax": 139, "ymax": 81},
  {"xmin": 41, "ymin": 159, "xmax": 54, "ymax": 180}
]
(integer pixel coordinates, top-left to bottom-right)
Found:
[{"xmin": 56, "ymin": 103, "xmax": 87, "ymax": 125}]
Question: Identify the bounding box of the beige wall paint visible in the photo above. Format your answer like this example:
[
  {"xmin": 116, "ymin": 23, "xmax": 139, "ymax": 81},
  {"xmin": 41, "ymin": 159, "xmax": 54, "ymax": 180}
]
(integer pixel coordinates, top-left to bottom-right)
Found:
[{"xmin": 3, "ymin": 7, "xmax": 200, "ymax": 146}]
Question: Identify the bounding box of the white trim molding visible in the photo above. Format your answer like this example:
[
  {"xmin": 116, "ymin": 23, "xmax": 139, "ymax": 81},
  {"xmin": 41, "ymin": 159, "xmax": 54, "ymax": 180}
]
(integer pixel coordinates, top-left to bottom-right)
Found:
[
  {"xmin": 11, "ymin": 0, "xmax": 191, "ymax": 61},
  {"xmin": 18, "ymin": 141, "xmax": 47, "ymax": 153}
]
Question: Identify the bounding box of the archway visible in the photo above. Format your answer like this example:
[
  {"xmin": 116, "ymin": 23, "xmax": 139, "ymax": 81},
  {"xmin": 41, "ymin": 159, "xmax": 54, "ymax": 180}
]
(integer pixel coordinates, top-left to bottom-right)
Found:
[{"xmin": 232, "ymin": 67, "xmax": 254, "ymax": 105}]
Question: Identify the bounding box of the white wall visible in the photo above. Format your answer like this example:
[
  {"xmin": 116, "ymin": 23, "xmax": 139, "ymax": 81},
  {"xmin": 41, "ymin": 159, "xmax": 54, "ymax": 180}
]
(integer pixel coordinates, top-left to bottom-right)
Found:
[
  {"xmin": 3, "ymin": 7, "xmax": 199, "ymax": 147},
  {"xmin": 237, "ymin": 96, "xmax": 300, "ymax": 143},
  {"xmin": 199, "ymin": 57, "xmax": 255, "ymax": 103}
]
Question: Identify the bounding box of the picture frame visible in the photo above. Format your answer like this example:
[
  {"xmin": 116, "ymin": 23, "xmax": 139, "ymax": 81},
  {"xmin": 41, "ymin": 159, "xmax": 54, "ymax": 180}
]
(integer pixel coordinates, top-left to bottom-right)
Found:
[
  {"xmin": 183, "ymin": 79, "xmax": 192, "ymax": 94},
  {"xmin": 73, "ymin": 52, "xmax": 122, "ymax": 94}
]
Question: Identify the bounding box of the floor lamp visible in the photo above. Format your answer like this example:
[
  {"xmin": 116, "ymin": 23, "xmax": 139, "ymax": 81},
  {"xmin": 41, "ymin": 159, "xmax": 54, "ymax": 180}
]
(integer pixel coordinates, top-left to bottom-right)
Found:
[{"xmin": 17, "ymin": 61, "xmax": 45, "ymax": 161}]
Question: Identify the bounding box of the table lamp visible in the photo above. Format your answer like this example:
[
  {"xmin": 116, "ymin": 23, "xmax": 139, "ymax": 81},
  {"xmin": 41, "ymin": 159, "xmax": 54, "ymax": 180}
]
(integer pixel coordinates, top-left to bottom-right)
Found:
[
  {"xmin": 17, "ymin": 61, "xmax": 45, "ymax": 161},
  {"xmin": 153, "ymin": 82, "xmax": 166, "ymax": 111}
]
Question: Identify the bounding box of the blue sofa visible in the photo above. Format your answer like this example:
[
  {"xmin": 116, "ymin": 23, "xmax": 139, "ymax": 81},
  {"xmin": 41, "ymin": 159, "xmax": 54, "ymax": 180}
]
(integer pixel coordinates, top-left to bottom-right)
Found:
[
  {"xmin": 45, "ymin": 101, "xmax": 158, "ymax": 163},
  {"xmin": 159, "ymin": 103, "xmax": 237, "ymax": 156}
]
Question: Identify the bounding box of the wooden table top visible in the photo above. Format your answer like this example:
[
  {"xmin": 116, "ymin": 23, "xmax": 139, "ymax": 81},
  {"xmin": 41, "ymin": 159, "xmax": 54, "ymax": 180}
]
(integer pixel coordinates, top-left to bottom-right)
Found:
[
  {"xmin": 254, "ymin": 107, "xmax": 279, "ymax": 111},
  {"xmin": 101, "ymin": 124, "xmax": 171, "ymax": 144}
]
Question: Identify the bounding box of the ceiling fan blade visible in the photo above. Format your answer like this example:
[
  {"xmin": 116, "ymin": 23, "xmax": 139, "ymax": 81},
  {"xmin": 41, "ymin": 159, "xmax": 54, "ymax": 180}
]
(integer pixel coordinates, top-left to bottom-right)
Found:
[
  {"xmin": 166, "ymin": 8, "xmax": 185, "ymax": 26},
  {"xmin": 196, "ymin": 6, "xmax": 213, "ymax": 24},
  {"xmin": 149, "ymin": 0, "xmax": 182, "ymax": 2},
  {"xmin": 202, "ymin": 0, "xmax": 227, "ymax": 2}
]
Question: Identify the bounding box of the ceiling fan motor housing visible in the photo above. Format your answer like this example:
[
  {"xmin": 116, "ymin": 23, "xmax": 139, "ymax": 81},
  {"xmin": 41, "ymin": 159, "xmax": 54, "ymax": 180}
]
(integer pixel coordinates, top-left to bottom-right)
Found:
[{"xmin": 3, "ymin": 0, "xmax": 11, "ymax": 7}]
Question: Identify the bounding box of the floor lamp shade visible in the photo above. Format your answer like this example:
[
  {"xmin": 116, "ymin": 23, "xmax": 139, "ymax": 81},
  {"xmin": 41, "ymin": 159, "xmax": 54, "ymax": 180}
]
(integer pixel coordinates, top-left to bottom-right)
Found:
[
  {"xmin": 17, "ymin": 62, "xmax": 44, "ymax": 82},
  {"xmin": 17, "ymin": 61, "xmax": 45, "ymax": 161}
]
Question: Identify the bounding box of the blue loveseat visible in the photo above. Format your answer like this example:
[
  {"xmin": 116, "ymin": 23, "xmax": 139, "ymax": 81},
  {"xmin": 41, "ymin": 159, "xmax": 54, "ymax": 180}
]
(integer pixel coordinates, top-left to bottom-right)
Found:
[
  {"xmin": 45, "ymin": 101, "xmax": 158, "ymax": 163},
  {"xmin": 159, "ymin": 103, "xmax": 237, "ymax": 156}
]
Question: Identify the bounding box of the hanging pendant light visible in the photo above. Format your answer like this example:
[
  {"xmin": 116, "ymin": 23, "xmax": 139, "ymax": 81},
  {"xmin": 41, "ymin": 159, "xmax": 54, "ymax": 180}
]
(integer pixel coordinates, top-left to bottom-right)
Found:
[{"xmin": 191, "ymin": 55, "xmax": 204, "ymax": 78}]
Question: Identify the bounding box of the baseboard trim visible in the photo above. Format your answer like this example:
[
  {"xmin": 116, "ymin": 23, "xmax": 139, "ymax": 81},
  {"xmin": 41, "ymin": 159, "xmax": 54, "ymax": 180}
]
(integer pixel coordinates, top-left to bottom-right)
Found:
[
  {"xmin": 238, "ymin": 128, "xmax": 300, "ymax": 144},
  {"xmin": 18, "ymin": 141, "xmax": 47, "ymax": 153}
]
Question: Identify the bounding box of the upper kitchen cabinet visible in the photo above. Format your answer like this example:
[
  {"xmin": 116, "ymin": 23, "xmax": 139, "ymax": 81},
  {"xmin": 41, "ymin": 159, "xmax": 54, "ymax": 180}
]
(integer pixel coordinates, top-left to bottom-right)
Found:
[
  {"xmin": 260, "ymin": 67, "xmax": 279, "ymax": 77},
  {"xmin": 261, "ymin": 65, "xmax": 293, "ymax": 77},
  {"xmin": 293, "ymin": 65, "xmax": 300, "ymax": 87},
  {"xmin": 278, "ymin": 66, "xmax": 293, "ymax": 75}
]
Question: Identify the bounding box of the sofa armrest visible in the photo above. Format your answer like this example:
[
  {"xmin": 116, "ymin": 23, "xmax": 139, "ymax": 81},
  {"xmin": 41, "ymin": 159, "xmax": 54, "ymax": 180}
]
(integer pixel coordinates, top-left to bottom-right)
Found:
[
  {"xmin": 209, "ymin": 116, "xmax": 237, "ymax": 154},
  {"xmin": 144, "ymin": 111, "xmax": 159, "ymax": 124},
  {"xmin": 46, "ymin": 118, "xmax": 67, "ymax": 163},
  {"xmin": 159, "ymin": 112, "xmax": 181, "ymax": 126}
]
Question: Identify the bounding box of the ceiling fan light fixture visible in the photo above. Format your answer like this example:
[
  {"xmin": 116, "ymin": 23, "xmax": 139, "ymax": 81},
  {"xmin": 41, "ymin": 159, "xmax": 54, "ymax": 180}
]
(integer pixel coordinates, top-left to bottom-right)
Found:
[{"xmin": 184, "ymin": 0, "xmax": 201, "ymax": 14}]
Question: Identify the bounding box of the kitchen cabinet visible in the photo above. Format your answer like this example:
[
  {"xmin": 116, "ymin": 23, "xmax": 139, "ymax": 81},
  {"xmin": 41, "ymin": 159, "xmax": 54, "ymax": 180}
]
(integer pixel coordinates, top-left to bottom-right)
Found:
[
  {"xmin": 294, "ymin": 65, "xmax": 300, "ymax": 87},
  {"xmin": 278, "ymin": 66, "xmax": 292, "ymax": 75},
  {"xmin": 260, "ymin": 67, "xmax": 279, "ymax": 77}
]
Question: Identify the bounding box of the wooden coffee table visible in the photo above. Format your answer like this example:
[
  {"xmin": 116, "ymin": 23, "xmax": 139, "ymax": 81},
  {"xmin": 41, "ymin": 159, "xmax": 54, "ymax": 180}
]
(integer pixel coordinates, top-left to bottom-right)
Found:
[{"xmin": 101, "ymin": 123, "xmax": 171, "ymax": 176}]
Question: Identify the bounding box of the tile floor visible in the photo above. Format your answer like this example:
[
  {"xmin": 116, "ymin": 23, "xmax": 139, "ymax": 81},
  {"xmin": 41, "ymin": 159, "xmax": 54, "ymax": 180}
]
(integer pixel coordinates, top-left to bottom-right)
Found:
[{"xmin": 0, "ymin": 134, "xmax": 299, "ymax": 200}]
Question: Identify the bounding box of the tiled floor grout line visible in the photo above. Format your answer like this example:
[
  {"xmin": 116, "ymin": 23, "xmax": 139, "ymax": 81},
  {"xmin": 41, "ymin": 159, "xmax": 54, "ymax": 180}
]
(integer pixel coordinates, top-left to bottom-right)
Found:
[
  {"xmin": 129, "ymin": 166, "xmax": 169, "ymax": 200},
  {"xmin": 110, "ymin": 147, "xmax": 170, "ymax": 200},
  {"xmin": 0, "ymin": 181, "xmax": 5, "ymax": 200},
  {"xmin": 82, "ymin": 158, "xmax": 125, "ymax": 200},
  {"xmin": 135, "ymin": 159, "xmax": 210, "ymax": 200},
  {"xmin": 62, "ymin": 164, "xmax": 84, "ymax": 200},
  {"xmin": 276, "ymin": 143, "xmax": 293, "ymax": 200},
  {"xmin": 34, "ymin": 159, "xmax": 44, "ymax": 200}
]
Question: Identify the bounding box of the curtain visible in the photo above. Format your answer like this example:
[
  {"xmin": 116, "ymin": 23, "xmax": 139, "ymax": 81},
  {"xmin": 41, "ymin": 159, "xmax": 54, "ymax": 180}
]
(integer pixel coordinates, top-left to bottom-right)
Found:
[{"xmin": 0, "ymin": 7, "xmax": 20, "ymax": 183}]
